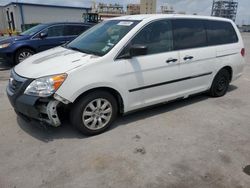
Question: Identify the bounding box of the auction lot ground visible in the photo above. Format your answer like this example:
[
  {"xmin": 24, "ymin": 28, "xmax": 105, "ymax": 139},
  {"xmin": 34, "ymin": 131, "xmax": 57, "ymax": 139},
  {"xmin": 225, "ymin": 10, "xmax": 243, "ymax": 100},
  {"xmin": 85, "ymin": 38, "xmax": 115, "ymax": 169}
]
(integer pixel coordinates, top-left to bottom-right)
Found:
[{"xmin": 0, "ymin": 33, "xmax": 250, "ymax": 188}]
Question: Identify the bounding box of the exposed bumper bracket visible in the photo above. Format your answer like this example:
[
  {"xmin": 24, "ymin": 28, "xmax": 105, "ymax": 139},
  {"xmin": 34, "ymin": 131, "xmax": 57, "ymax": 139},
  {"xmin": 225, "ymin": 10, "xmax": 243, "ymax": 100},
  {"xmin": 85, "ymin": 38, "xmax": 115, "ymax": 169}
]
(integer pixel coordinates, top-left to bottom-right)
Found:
[
  {"xmin": 46, "ymin": 100, "xmax": 61, "ymax": 127},
  {"xmin": 38, "ymin": 100, "xmax": 61, "ymax": 127}
]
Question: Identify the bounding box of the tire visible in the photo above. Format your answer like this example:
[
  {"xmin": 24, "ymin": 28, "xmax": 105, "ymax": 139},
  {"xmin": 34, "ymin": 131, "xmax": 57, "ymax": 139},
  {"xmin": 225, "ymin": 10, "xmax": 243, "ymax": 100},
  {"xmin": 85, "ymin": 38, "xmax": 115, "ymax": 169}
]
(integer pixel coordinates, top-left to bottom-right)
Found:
[
  {"xmin": 209, "ymin": 69, "xmax": 230, "ymax": 97},
  {"xmin": 15, "ymin": 48, "xmax": 35, "ymax": 64},
  {"xmin": 70, "ymin": 91, "xmax": 118, "ymax": 136}
]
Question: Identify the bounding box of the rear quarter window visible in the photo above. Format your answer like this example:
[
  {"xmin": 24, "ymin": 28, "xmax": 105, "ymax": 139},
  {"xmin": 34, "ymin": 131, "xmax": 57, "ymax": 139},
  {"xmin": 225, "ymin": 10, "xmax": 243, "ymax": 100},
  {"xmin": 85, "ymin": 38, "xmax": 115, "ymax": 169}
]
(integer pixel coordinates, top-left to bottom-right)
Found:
[{"xmin": 205, "ymin": 20, "xmax": 238, "ymax": 45}]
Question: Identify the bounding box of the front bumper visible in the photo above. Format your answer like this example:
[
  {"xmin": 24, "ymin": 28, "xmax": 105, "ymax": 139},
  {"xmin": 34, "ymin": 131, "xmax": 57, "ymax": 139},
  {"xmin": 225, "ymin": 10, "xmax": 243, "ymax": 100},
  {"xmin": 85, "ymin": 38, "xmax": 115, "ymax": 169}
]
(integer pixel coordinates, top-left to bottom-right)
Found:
[{"xmin": 6, "ymin": 70, "xmax": 62, "ymax": 127}]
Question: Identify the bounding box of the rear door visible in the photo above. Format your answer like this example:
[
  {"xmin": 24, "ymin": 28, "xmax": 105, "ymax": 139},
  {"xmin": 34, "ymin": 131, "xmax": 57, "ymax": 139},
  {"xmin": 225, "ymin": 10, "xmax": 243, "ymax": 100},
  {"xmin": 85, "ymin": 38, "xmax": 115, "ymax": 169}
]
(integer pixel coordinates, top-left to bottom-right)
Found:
[
  {"xmin": 172, "ymin": 19, "xmax": 216, "ymax": 95},
  {"xmin": 116, "ymin": 19, "xmax": 181, "ymax": 110}
]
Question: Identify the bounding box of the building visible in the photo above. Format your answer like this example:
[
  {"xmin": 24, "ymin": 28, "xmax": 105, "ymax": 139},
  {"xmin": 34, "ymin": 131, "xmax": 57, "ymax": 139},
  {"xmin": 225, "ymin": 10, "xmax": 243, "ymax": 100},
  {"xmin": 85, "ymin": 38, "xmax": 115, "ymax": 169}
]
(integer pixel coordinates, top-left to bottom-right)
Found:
[
  {"xmin": 0, "ymin": 2, "xmax": 91, "ymax": 33},
  {"xmin": 160, "ymin": 3, "xmax": 174, "ymax": 14},
  {"xmin": 0, "ymin": 6, "xmax": 7, "ymax": 32},
  {"xmin": 92, "ymin": 3, "xmax": 124, "ymax": 14},
  {"xmin": 211, "ymin": 0, "xmax": 238, "ymax": 22},
  {"xmin": 140, "ymin": 0, "xmax": 157, "ymax": 14},
  {"xmin": 91, "ymin": 3, "xmax": 125, "ymax": 20},
  {"xmin": 127, "ymin": 4, "xmax": 140, "ymax": 15},
  {"xmin": 177, "ymin": 11, "xmax": 186, "ymax": 15}
]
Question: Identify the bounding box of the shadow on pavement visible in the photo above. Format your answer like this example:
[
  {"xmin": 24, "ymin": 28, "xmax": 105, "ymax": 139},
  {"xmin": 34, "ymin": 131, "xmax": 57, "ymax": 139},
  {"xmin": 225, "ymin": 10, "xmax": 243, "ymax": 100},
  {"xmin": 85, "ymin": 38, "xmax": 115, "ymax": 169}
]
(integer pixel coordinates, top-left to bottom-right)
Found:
[
  {"xmin": 112, "ymin": 85, "xmax": 238, "ymax": 129},
  {"xmin": 0, "ymin": 61, "xmax": 13, "ymax": 71},
  {"xmin": 17, "ymin": 117, "xmax": 85, "ymax": 142},
  {"xmin": 227, "ymin": 84, "xmax": 238, "ymax": 92},
  {"xmin": 16, "ymin": 85, "xmax": 238, "ymax": 142}
]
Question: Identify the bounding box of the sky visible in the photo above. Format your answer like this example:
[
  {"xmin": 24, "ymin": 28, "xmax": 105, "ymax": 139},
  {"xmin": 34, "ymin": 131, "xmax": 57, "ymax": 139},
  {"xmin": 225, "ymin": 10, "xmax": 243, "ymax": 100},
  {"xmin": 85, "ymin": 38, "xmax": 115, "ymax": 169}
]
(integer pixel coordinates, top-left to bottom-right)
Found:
[{"xmin": 0, "ymin": 0, "xmax": 249, "ymax": 25}]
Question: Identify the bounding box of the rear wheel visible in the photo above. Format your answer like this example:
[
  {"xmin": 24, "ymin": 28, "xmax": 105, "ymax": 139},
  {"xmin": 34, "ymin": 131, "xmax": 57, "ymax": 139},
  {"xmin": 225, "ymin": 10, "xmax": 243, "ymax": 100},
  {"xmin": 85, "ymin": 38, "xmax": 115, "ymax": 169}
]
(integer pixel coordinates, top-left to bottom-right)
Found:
[
  {"xmin": 15, "ymin": 48, "xmax": 35, "ymax": 64},
  {"xmin": 209, "ymin": 69, "xmax": 230, "ymax": 97},
  {"xmin": 70, "ymin": 91, "xmax": 118, "ymax": 136}
]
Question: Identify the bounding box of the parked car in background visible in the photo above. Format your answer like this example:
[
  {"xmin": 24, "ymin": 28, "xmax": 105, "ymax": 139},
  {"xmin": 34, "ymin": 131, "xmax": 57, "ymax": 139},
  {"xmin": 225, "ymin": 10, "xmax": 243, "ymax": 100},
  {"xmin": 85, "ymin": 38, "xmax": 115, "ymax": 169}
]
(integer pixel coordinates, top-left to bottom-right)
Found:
[
  {"xmin": 0, "ymin": 22, "xmax": 92, "ymax": 64},
  {"xmin": 7, "ymin": 15, "xmax": 245, "ymax": 135}
]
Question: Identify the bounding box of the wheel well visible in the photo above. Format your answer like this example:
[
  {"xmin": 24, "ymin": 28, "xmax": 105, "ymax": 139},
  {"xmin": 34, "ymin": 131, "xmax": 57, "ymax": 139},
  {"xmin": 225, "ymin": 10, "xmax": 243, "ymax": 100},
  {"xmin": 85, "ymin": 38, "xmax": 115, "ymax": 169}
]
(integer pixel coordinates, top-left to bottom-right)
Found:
[
  {"xmin": 15, "ymin": 46, "xmax": 36, "ymax": 55},
  {"xmin": 221, "ymin": 66, "xmax": 233, "ymax": 82},
  {"xmin": 13, "ymin": 46, "xmax": 36, "ymax": 64},
  {"xmin": 74, "ymin": 87, "xmax": 124, "ymax": 114}
]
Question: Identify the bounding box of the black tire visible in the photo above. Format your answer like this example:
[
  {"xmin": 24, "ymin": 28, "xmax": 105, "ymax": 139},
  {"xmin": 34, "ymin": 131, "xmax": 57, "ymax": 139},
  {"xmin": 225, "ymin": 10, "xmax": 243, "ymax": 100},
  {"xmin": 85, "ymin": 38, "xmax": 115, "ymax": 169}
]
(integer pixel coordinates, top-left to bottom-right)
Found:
[
  {"xmin": 70, "ymin": 91, "xmax": 118, "ymax": 136},
  {"xmin": 15, "ymin": 48, "xmax": 35, "ymax": 64},
  {"xmin": 209, "ymin": 69, "xmax": 230, "ymax": 97}
]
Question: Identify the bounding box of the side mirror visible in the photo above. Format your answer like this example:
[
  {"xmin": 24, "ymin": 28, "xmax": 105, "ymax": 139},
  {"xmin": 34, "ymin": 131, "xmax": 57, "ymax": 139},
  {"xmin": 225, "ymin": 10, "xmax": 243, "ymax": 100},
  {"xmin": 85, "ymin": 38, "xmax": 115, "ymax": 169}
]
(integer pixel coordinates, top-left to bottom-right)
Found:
[
  {"xmin": 129, "ymin": 44, "xmax": 147, "ymax": 57},
  {"xmin": 39, "ymin": 32, "xmax": 48, "ymax": 39},
  {"xmin": 116, "ymin": 44, "xmax": 148, "ymax": 59}
]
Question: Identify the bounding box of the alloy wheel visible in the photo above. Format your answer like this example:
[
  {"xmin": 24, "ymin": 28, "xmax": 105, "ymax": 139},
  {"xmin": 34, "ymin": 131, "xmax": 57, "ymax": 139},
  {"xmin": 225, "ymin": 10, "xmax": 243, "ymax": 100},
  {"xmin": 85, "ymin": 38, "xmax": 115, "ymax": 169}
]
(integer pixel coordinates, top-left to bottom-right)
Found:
[
  {"xmin": 18, "ymin": 51, "xmax": 32, "ymax": 63},
  {"xmin": 82, "ymin": 98, "xmax": 113, "ymax": 130}
]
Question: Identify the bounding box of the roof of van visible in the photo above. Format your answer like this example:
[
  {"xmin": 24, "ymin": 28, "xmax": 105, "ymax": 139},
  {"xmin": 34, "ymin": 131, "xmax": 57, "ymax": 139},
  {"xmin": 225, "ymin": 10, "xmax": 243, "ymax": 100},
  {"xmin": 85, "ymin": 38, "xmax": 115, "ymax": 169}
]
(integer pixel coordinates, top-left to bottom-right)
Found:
[{"xmin": 110, "ymin": 14, "xmax": 232, "ymax": 22}]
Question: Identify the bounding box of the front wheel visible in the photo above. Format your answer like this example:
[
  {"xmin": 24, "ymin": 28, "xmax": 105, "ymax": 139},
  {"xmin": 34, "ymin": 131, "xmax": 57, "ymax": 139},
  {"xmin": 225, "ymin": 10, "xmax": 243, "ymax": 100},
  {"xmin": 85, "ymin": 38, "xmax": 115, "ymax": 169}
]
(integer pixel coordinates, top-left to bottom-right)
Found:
[
  {"xmin": 209, "ymin": 69, "xmax": 230, "ymax": 97},
  {"xmin": 15, "ymin": 48, "xmax": 35, "ymax": 64},
  {"xmin": 70, "ymin": 91, "xmax": 118, "ymax": 136}
]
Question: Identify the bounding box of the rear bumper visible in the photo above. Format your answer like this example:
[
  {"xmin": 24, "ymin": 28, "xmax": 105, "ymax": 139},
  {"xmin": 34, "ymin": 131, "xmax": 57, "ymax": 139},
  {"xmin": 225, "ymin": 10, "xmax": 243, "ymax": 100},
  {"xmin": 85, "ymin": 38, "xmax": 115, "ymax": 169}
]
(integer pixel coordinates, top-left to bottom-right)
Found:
[{"xmin": 231, "ymin": 58, "xmax": 246, "ymax": 82}]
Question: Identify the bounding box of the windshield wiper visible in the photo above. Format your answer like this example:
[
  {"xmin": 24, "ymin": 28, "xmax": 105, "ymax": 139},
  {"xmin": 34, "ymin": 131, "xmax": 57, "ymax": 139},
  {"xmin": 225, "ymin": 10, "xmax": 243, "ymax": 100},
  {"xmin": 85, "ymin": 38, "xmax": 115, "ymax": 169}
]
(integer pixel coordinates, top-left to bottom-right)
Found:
[
  {"xmin": 84, "ymin": 50, "xmax": 102, "ymax": 56},
  {"xmin": 66, "ymin": 46, "xmax": 85, "ymax": 53},
  {"xmin": 65, "ymin": 46, "xmax": 101, "ymax": 56}
]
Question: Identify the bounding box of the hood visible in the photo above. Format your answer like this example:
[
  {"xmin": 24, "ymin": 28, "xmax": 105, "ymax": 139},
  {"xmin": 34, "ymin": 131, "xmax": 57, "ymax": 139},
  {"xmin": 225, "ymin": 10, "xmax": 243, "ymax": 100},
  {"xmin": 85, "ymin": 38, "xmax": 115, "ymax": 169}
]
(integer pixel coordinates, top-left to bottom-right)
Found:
[
  {"xmin": 14, "ymin": 46, "xmax": 99, "ymax": 78},
  {"xmin": 0, "ymin": 35, "xmax": 30, "ymax": 44}
]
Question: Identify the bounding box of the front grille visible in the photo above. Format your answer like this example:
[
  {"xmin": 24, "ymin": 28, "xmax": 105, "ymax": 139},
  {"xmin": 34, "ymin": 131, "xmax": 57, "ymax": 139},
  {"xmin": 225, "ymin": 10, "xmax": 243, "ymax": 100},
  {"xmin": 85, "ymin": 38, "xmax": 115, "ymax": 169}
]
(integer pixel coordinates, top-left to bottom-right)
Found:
[{"xmin": 8, "ymin": 70, "xmax": 28, "ymax": 94}]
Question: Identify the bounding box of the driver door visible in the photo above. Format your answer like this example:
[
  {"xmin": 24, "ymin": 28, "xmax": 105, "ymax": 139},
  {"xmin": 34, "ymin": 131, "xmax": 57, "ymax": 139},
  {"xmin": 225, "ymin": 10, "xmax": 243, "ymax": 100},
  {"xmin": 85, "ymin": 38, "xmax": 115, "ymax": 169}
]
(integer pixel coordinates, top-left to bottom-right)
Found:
[
  {"xmin": 34, "ymin": 25, "xmax": 67, "ymax": 52},
  {"xmin": 116, "ymin": 19, "xmax": 181, "ymax": 111}
]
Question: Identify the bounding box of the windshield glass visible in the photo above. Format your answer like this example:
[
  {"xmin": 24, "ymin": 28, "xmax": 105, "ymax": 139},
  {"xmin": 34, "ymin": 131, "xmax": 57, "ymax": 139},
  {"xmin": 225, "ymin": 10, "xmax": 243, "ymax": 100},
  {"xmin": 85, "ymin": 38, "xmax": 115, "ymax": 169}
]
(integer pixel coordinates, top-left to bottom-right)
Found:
[
  {"xmin": 66, "ymin": 20, "xmax": 140, "ymax": 56},
  {"xmin": 21, "ymin": 24, "xmax": 47, "ymax": 36}
]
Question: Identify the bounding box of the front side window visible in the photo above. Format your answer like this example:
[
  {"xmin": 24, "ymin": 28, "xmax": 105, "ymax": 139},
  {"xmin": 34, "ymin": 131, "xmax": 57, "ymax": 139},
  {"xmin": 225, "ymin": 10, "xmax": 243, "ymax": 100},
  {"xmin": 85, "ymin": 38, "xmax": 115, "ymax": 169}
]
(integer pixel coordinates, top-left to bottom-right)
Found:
[
  {"xmin": 130, "ymin": 19, "xmax": 173, "ymax": 54},
  {"xmin": 66, "ymin": 20, "xmax": 140, "ymax": 56},
  {"xmin": 172, "ymin": 19, "xmax": 207, "ymax": 50}
]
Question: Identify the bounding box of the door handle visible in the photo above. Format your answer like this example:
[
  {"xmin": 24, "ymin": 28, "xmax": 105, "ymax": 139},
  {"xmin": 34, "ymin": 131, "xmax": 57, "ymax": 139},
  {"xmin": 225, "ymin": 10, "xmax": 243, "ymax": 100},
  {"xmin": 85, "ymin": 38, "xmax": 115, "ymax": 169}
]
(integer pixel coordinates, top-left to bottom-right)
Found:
[
  {"xmin": 183, "ymin": 56, "xmax": 194, "ymax": 61},
  {"xmin": 166, "ymin": 58, "xmax": 178, "ymax": 63}
]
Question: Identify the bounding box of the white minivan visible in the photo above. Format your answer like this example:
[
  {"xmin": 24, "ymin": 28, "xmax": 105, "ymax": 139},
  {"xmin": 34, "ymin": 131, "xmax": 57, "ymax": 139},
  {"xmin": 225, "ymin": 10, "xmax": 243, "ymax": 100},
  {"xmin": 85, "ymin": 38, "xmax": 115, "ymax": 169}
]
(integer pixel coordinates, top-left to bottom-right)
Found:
[{"xmin": 7, "ymin": 14, "xmax": 245, "ymax": 135}]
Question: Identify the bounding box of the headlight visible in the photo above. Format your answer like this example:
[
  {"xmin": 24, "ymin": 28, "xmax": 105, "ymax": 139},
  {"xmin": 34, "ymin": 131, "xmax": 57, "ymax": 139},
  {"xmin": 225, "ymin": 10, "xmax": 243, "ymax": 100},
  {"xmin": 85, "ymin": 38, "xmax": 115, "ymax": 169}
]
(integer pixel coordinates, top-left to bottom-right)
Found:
[
  {"xmin": 0, "ymin": 43, "xmax": 11, "ymax": 49},
  {"xmin": 24, "ymin": 74, "xmax": 67, "ymax": 97}
]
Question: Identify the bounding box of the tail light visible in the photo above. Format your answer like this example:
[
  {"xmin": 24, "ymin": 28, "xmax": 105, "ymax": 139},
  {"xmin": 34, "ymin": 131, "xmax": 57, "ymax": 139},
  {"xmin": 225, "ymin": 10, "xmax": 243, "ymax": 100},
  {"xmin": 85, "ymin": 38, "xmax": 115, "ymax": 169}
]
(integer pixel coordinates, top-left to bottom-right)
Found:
[{"xmin": 241, "ymin": 48, "xmax": 245, "ymax": 57}]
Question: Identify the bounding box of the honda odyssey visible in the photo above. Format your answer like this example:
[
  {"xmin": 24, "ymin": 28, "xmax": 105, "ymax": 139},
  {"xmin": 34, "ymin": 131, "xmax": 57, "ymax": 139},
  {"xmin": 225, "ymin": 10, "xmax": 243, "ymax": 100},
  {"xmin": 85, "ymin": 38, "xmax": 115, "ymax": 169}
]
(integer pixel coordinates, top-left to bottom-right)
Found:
[{"xmin": 7, "ymin": 14, "xmax": 245, "ymax": 135}]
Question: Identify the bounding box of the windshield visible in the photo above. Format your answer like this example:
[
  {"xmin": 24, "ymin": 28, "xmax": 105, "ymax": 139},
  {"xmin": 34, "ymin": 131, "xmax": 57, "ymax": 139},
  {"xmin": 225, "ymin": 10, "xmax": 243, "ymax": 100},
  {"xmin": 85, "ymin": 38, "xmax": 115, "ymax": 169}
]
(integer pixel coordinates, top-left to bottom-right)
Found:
[
  {"xmin": 66, "ymin": 20, "xmax": 140, "ymax": 56},
  {"xmin": 21, "ymin": 24, "xmax": 47, "ymax": 36}
]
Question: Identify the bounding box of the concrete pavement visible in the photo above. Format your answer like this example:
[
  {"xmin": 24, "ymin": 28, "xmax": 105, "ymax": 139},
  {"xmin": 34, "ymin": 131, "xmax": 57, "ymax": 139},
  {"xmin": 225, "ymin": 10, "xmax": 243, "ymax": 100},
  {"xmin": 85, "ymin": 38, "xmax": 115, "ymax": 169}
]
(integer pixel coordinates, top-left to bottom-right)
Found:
[{"xmin": 0, "ymin": 33, "xmax": 250, "ymax": 188}]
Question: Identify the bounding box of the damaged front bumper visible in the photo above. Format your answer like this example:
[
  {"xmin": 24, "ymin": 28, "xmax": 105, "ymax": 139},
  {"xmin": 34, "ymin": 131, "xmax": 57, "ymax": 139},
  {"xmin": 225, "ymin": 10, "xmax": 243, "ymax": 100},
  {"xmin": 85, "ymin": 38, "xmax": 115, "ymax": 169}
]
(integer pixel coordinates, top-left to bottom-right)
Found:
[
  {"xmin": 6, "ymin": 70, "xmax": 67, "ymax": 127},
  {"xmin": 37, "ymin": 99, "xmax": 61, "ymax": 126},
  {"xmin": 7, "ymin": 91, "xmax": 63, "ymax": 127}
]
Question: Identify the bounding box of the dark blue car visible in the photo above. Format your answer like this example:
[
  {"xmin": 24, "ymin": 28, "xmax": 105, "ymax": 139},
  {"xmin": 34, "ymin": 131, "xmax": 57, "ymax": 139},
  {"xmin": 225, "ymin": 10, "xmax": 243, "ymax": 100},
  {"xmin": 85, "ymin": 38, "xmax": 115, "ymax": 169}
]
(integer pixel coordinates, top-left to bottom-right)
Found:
[{"xmin": 0, "ymin": 22, "xmax": 92, "ymax": 64}]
